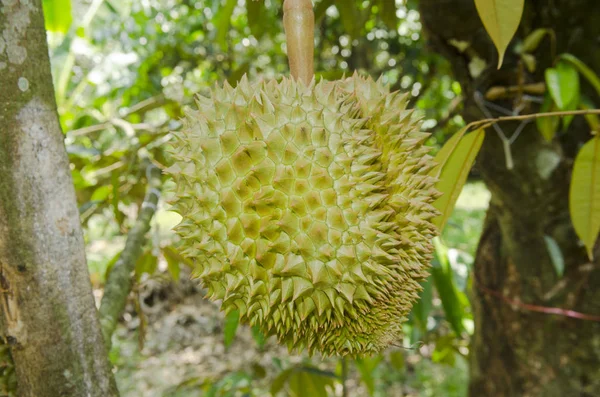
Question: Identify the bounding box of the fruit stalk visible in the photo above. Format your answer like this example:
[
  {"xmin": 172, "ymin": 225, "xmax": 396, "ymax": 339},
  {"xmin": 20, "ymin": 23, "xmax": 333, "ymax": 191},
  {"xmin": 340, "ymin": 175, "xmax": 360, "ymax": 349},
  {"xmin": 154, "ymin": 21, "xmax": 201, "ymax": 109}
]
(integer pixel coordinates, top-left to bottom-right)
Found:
[{"xmin": 283, "ymin": 0, "xmax": 314, "ymax": 84}]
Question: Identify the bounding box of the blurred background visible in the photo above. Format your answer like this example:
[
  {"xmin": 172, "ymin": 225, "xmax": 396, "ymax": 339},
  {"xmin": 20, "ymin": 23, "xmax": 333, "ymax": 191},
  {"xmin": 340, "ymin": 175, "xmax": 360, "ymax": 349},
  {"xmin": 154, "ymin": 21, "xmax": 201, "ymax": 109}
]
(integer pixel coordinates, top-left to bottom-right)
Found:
[{"xmin": 46, "ymin": 0, "xmax": 485, "ymax": 395}]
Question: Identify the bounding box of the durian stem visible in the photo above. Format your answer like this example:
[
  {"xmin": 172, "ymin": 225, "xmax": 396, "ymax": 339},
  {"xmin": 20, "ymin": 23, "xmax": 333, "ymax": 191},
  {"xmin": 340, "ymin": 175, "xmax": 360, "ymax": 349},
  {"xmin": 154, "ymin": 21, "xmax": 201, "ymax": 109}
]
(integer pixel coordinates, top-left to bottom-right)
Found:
[{"xmin": 283, "ymin": 0, "xmax": 315, "ymax": 84}]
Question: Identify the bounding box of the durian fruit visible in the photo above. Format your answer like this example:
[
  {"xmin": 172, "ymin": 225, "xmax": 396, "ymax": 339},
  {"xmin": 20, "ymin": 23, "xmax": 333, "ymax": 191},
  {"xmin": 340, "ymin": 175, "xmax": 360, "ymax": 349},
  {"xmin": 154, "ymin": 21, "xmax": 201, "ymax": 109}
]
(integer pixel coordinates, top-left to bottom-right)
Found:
[{"xmin": 166, "ymin": 73, "xmax": 440, "ymax": 356}]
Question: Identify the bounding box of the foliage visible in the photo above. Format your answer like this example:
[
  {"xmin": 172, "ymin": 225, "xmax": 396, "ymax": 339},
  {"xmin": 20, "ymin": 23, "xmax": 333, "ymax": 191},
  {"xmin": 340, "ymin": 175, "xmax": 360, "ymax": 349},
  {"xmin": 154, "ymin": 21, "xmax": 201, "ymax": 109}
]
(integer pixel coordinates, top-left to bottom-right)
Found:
[
  {"xmin": 474, "ymin": 0, "xmax": 524, "ymax": 68},
  {"xmin": 31, "ymin": 0, "xmax": 599, "ymax": 395},
  {"xmin": 271, "ymin": 365, "xmax": 336, "ymax": 397},
  {"xmin": 36, "ymin": 0, "xmax": 495, "ymax": 395},
  {"xmin": 45, "ymin": 0, "xmax": 458, "ymax": 289},
  {"xmin": 432, "ymin": 129, "xmax": 485, "ymax": 231},
  {"xmin": 570, "ymin": 136, "xmax": 600, "ymax": 259},
  {"xmin": 42, "ymin": 0, "xmax": 72, "ymax": 33}
]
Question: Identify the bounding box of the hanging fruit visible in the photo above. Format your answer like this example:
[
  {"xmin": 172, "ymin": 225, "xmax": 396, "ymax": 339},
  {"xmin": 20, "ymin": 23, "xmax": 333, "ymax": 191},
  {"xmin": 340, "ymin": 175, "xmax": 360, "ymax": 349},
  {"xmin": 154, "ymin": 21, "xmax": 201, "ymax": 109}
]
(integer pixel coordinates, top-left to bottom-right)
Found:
[{"xmin": 167, "ymin": 0, "xmax": 439, "ymax": 356}]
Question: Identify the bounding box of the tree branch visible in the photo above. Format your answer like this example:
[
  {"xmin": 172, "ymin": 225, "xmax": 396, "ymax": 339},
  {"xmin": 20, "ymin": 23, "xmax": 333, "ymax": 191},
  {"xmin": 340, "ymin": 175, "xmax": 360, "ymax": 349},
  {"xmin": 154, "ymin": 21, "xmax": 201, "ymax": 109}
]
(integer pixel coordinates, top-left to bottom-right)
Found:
[
  {"xmin": 469, "ymin": 108, "xmax": 600, "ymax": 131},
  {"xmin": 98, "ymin": 163, "xmax": 161, "ymax": 347}
]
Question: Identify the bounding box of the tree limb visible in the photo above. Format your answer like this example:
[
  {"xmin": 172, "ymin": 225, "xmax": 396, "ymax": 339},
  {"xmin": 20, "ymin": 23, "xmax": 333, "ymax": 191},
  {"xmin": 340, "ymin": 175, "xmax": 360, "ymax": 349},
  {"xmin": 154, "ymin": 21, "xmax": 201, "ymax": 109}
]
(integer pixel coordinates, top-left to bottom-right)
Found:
[
  {"xmin": 466, "ymin": 108, "xmax": 600, "ymax": 133},
  {"xmin": 98, "ymin": 163, "xmax": 162, "ymax": 347}
]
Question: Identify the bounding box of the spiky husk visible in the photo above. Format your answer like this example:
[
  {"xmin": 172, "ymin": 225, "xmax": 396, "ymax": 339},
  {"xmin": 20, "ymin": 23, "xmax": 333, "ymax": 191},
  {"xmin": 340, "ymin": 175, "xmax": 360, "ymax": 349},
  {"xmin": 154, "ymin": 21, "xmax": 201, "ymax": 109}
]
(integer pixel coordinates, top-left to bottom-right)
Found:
[{"xmin": 167, "ymin": 74, "xmax": 439, "ymax": 356}]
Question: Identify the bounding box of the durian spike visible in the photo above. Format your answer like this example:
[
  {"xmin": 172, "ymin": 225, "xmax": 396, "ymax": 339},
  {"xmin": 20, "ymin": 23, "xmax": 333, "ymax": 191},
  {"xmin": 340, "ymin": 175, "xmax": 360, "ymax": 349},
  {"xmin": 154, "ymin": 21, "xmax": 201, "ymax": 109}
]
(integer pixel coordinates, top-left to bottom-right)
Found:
[{"xmin": 283, "ymin": 0, "xmax": 314, "ymax": 84}]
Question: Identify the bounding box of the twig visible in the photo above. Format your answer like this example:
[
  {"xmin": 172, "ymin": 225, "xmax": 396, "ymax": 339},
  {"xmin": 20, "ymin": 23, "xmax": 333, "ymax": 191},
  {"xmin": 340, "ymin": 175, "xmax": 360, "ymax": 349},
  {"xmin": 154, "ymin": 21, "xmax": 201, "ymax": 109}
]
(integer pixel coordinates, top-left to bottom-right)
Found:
[
  {"xmin": 98, "ymin": 163, "xmax": 162, "ymax": 348},
  {"xmin": 474, "ymin": 92, "xmax": 514, "ymax": 169},
  {"xmin": 508, "ymin": 120, "xmax": 530, "ymax": 144},
  {"xmin": 123, "ymin": 95, "xmax": 170, "ymax": 117},
  {"xmin": 468, "ymin": 108, "xmax": 600, "ymax": 131},
  {"xmin": 68, "ymin": 122, "xmax": 111, "ymax": 137},
  {"xmin": 476, "ymin": 279, "xmax": 600, "ymax": 322},
  {"xmin": 485, "ymin": 82, "xmax": 546, "ymax": 101},
  {"xmin": 67, "ymin": 95, "xmax": 172, "ymax": 137},
  {"xmin": 462, "ymin": 106, "xmax": 600, "ymax": 170}
]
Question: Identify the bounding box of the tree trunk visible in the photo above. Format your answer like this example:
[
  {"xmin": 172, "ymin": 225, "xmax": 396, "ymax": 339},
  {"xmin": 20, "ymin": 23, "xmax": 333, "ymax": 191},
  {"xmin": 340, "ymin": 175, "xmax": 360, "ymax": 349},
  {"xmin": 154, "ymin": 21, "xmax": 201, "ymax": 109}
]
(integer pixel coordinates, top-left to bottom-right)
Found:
[
  {"xmin": 0, "ymin": 1, "xmax": 118, "ymax": 396},
  {"xmin": 419, "ymin": 0, "xmax": 600, "ymax": 395}
]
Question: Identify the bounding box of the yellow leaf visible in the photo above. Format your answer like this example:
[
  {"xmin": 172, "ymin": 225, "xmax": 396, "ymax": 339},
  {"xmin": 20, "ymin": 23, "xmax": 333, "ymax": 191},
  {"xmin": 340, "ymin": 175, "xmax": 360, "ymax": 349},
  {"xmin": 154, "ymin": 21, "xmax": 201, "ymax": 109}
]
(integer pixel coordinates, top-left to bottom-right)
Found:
[
  {"xmin": 569, "ymin": 136, "xmax": 600, "ymax": 259},
  {"xmin": 432, "ymin": 129, "xmax": 485, "ymax": 232},
  {"xmin": 474, "ymin": 0, "xmax": 524, "ymax": 68}
]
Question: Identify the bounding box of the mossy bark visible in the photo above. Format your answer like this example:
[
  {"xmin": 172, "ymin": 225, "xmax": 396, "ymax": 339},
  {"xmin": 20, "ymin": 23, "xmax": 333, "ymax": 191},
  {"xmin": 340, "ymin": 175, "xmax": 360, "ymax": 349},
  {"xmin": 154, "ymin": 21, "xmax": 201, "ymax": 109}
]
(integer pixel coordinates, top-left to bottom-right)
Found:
[
  {"xmin": 0, "ymin": 1, "xmax": 118, "ymax": 396},
  {"xmin": 99, "ymin": 163, "xmax": 161, "ymax": 348},
  {"xmin": 419, "ymin": 0, "xmax": 600, "ymax": 395}
]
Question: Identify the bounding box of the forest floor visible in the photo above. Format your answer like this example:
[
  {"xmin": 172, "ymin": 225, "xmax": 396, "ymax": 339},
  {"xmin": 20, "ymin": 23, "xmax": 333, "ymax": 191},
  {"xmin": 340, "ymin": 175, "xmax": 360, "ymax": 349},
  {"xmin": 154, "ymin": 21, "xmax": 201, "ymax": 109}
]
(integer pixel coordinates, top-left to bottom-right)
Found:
[{"xmin": 98, "ymin": 182, "xmax": 489, "ymax": 397}]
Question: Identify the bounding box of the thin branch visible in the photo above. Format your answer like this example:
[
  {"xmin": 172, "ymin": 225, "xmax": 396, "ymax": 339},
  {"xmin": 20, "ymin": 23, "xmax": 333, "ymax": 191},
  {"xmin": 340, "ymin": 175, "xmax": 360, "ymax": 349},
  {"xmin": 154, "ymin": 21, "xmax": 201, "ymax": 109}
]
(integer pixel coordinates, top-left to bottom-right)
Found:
[
  {"xmin": 68, "ymin": 122, "xmax": 111, "ymax": 137},
  {"xmin": 98, "ymin": 163, "xmax": 162, "ymax": 347},
  {"xmin": 123, "ymin": 95, "xmax": 170, "ymax": 118},
  {"xmin": 508, "ymin": 120, "xmax": 531, "ymax": 144},
  {"xmin": 476, "ymin": 279, "xmax": 600, "ymax": 322},
  {"xmin": 474, "ymin": 92, "xmax": 514, "ymax": 169},
  {"xmin": 464, "ymin": 107, "xmax": 600, "ymax": 169},
  {"xmin": 67, "ymin": 95, "xmax": 172, "ymax": 137},
  {"xmin": 485, "ymin": 82, "xmax": 546, "ymax": 101},
  {"xmin": 468, "ymin": 109, "xmax": 600, "ymax": 131}
]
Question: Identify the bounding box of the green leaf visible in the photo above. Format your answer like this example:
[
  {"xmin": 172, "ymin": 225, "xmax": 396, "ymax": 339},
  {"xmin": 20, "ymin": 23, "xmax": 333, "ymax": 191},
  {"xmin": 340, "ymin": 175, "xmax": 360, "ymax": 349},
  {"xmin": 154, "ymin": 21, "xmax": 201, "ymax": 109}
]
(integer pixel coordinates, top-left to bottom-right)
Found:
[
  {"xmin": 521, "ymin": 28, "xmax": 551, "ymax": 53},
  {"xmin": 162, "ymin": 246, "xmax": 194, "ymax": 269},
  {"xmin": 252, "ymin": 363, "xmax": 267, "ymax": 379},
  {"xmin": 432, "ymin": 129, "xmax": 485, "ymax": 232},
  {"xmin": 537, "ymin": 94, "xmax": 559, "ymax": 142},
  {"xmin": 561, "ymin": 95, "xmax": 579, "ymax": 132},
  {"xmin": 42, "ymin": 0, "xmax": 72, "ymax": 33},
  {"xmin": 543, "ymin": 235, "xmax": 565, "ymax": 278},
  {"xmin": 91, "ymin": 185, "xmax": 111, "ymax": 202},
  {"xmin": 431, "ymin": 239, "xmax": 466, "ymax": 336},
  {"xmin": 104, "ymin": 250, "xmax": 123, "ymax": 280},
  {"xmin": 545, "ymin": 62, "xmax": 580, "ymax": 110},
  {"xmin": 569, "ymin": 136, "xmax": 600, "ymax": 259},
  {"xmin": 214, "ymin": 0, "xmax": 237, "ymax": 50},
  {"xmin": 389, "ymin": 351, "xmax": 405, "ymax": 371},
  {"xmin": 521, "ymin": 53, "xmax": 536, "ymax": 73},
  {"xmin": 474, "ymin": 0, "xmax": 524, "ymax": 68},
  {"xmin": 378, "ymin": 0, "xmax": 397, "ymax": 30},
  {"xmin": 580, "ymin": 97, "xmax": 600, "ymax": 134},
  {"xmin": 431, "ymin": 125, "xmax": 469, "ymax": 179},
  {"xmin": 355, "ymin": 356, "xmax": 382, "ymax": 396},
  {"xmin": 274, "ymin": 366, "xmax": 335, "ymax": 397},
  {"xmin": 432, "ymin": 334, "xmax": 457, "ymax": 365},
  {"xmin": 162, "ymin": 247, "xmax": 181, "ymax": 281},
  {"xmin": 135, "ymin": 252, "xmax": 158, "ymax": 281},
  {"xmin": 300, "ymin": 370, "xmax": 334, "ymax": 397},
  {"xmin": 410, "ymin": 276, "xmax": 433, "ymax": 332},
  {"xmin": 111, "ymin": 172, "xmax": 124, "ymax": 227},
  {"xmin": 271, "ymin": 368, "xmax": 293, "ymax": 396},
  {"xmin": 559, "ymin": 54, "xmax": 600, "ymax": 97},
  {"xmin": 251, "ymin": 325, "xmax": 267, "ymax": 349},
  {"xmin": 223, "ymin": 309, "xmax": 240, "ymax": 349}
]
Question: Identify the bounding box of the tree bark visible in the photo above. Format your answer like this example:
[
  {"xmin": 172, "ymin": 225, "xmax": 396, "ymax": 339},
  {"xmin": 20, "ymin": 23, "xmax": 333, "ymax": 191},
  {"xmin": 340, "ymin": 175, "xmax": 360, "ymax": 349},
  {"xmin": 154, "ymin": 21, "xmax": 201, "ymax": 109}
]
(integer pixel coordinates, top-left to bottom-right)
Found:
[
  {"xmin": 419, "ymin": 0, "xmax": 600, "ymax": 395},
  {"xmin": 0, "ymin": 1, "xmax": 118, "ymax": 396}
]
